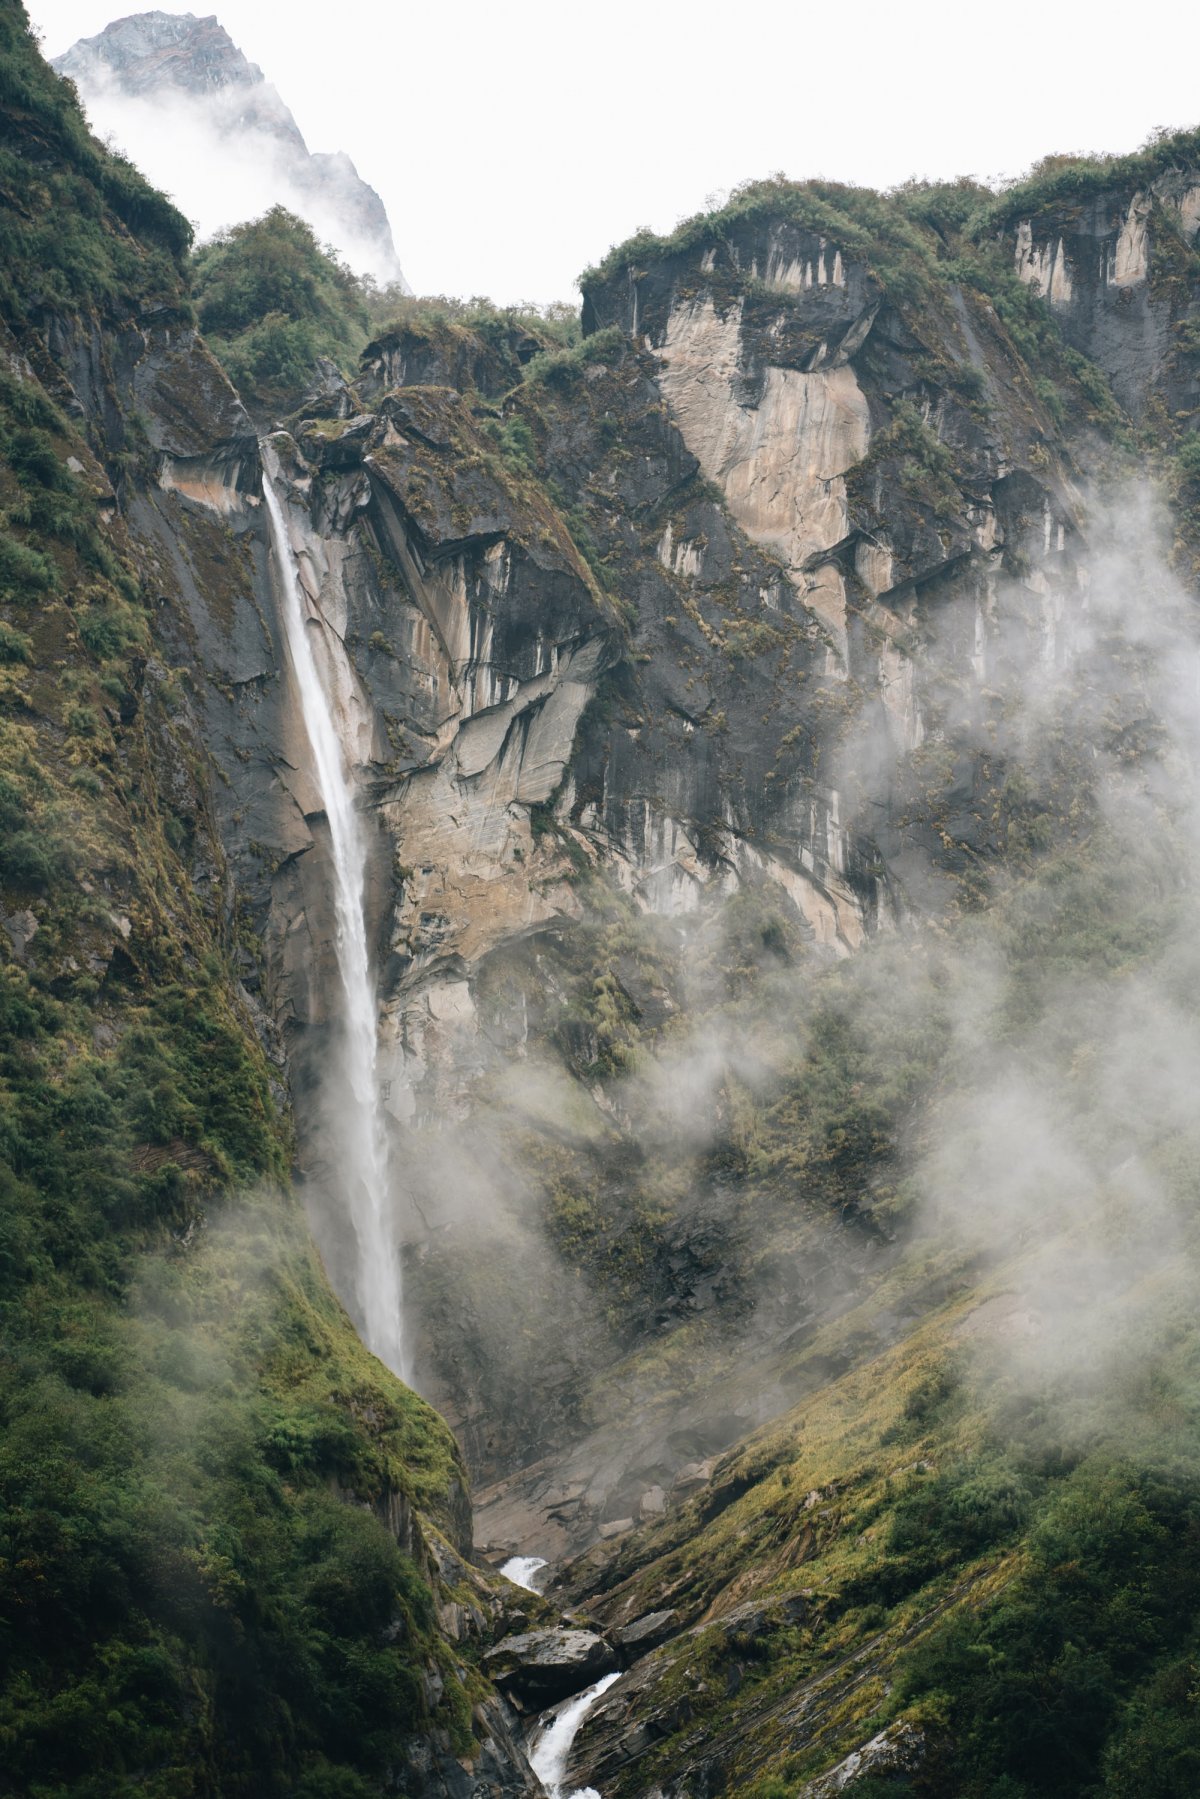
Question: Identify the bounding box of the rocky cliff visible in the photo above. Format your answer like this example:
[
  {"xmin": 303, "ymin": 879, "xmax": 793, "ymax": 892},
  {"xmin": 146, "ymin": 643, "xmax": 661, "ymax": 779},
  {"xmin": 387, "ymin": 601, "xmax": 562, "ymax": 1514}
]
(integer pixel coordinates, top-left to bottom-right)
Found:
[
  {"xmin": 122, "ymin": 118, "xmax": 1200, "ymax": 1517},
  {"xmin": 173, "ymin": 138, "xmax": 1200, "ymax": 1798},
  {"xmin": 218, "ymin": 151, "xmax": 1200, "ymax": 1541}
]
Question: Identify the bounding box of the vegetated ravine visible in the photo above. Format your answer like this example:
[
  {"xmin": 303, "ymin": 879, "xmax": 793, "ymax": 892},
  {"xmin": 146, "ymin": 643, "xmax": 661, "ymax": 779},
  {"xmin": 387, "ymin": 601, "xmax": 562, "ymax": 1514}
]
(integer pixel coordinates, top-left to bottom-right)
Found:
[{"xmin": 5, "ymin": 6, "xmax": 1200, "ymax": 1795}]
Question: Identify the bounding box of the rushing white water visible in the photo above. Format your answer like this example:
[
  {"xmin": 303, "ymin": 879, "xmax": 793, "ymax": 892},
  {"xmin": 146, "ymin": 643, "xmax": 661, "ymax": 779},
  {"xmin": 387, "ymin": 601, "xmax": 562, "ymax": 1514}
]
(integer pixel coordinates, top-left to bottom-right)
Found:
[
  {"xmin": 500, "ymin": 1555, "xmax": 548, "ymax": 1593},
  {"xmin": 262, "ymin": 461, "xmax": 406, "ymax": 1380},
  {"xmin": 530, "ymin": 1672, "xmax": 621, "ymax": 1799}
]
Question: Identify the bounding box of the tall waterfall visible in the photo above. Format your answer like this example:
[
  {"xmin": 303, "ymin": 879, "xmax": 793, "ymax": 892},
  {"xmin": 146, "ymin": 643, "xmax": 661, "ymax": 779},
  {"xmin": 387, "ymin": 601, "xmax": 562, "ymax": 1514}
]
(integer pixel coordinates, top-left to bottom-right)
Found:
[{"xmin": 262, "ymin": 461, "xmax": 407, "ymax": 1381}]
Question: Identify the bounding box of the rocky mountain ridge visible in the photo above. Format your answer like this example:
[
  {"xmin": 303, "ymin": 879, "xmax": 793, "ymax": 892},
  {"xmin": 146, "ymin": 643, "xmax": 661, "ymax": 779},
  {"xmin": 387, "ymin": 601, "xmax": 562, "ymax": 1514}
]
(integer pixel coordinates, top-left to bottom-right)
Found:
[{"xmin": 54, "ymin": 10, "xmax": 411, "ymax": 288}]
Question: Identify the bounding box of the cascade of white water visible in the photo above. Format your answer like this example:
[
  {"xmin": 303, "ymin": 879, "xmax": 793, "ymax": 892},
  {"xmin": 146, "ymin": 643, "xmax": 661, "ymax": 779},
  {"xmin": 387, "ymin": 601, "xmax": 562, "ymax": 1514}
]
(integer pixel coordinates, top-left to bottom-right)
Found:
[
  {"xmin": 262, "ymin": 460, "xmax": 407, "ymax": 1381},
  {"xmin": 500, "ymin": 1556, "xmax": 548, "ymax": 1593},
  {"xmin": 530, "ymin": 1672, "xmax": 621, "ymax": 1799}
]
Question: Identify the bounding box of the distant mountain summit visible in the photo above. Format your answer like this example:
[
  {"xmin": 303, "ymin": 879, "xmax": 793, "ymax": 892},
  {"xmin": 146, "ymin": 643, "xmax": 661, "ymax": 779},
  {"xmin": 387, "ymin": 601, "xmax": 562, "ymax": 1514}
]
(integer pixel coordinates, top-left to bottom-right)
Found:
[
  {"xmin": 54, "ymin": 11, "xmax": 411, "ymax": 289},
  {"xmin": 56, "ymin": 11, "xmax": 274, "ymax": 101}
]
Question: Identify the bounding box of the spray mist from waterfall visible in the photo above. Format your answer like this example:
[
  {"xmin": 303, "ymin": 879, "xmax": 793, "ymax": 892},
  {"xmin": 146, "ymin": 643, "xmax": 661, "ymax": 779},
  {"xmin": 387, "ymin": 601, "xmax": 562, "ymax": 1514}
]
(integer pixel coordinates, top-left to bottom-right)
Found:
[{"xmin": 262, "ymin": 455, "xmax": 406, "ymax": 1382}]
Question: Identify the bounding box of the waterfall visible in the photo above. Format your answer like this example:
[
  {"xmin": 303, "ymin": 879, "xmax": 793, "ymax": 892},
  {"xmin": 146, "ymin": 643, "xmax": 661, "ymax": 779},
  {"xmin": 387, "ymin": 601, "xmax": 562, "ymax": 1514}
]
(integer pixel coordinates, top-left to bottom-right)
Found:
[
  {"xmin": 530, "ymin": 1672, "xmax": 621, "ymax": 1799},
  {"xmin": 262, "ymin": 459, "xmax": 407, "ymax": 1381},
  {"xmin": 500, "ymin": 1556, "xmax": 548, "ymax": 1593}
]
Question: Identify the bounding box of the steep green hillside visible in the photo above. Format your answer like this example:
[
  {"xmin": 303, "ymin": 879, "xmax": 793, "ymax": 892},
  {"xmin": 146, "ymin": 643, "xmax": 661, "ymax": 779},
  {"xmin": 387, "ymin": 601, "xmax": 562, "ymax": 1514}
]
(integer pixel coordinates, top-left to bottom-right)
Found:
[{"xmin": 0, "ymin": 11, "xmax": 524, "ymax": 1795}]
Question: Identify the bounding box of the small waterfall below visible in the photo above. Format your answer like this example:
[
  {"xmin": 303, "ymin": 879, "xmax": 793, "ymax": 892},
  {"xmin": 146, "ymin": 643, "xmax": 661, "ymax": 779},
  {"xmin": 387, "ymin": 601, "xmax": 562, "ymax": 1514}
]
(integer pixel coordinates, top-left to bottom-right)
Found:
[
  {"xmin": 500, "ymin": 1556, "xmax": 548, "ymax": 1593},
  {"xmin": 530, "ymin": 1672, "xmax": 621, "ymax": 1799},
  {"xmin": 262, "ymin": 458, "xmax": 406, "ymax": 1381}
]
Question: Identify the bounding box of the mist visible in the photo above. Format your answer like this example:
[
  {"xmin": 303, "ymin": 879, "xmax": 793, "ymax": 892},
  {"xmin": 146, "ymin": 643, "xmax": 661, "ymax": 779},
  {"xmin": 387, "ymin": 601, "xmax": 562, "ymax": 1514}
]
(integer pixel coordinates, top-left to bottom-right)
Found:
[
  {"xmin": 378, "ymin": 478, "xmax": 1200, "ymax": 1523},
  {"xmin": 73, "ymin": 69, "xmax": 405, "ymax": 284}
]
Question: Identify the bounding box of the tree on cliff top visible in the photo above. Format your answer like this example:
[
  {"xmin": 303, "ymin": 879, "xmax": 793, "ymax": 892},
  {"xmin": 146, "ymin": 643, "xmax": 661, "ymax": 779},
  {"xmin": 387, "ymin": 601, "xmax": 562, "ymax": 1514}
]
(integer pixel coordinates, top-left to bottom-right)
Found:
[{"xmin": 191, "ymin": 206, "xmax": 369, "ymax": 416}]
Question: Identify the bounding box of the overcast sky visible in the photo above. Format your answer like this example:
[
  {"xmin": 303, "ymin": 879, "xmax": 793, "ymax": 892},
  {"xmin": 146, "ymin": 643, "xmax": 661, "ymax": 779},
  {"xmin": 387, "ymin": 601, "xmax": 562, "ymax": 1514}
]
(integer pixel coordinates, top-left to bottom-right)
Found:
[{"xmin": 27, "ymin": 0, "xmax": 1200, "ymax": 305}]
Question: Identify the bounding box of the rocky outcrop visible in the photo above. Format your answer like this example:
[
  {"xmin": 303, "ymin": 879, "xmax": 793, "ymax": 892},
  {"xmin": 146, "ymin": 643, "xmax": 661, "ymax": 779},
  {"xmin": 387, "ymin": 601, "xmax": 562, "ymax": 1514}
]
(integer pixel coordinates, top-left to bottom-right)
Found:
[
  {"xmin": 484, "ymin": 1626, "xmax": 619, "ymax": 1708},
  {"xmin": 800, "ymin": 1721, "xmax": 927, "ymax": 1795},
  {"xmin": 1004, "ymin": 160, "xmax": 1200, "ymax": 418},
  {"xmin": 403, "ymin": 1698, "xmax": 542, "ymax": 1799},
  {"xmin": 561, "ymin": 1592, "xmax": 815, "ymax": 1793},
  {"xmin": 613, "ymin": 1610, "xmax": 680, "ymax": 1654}
]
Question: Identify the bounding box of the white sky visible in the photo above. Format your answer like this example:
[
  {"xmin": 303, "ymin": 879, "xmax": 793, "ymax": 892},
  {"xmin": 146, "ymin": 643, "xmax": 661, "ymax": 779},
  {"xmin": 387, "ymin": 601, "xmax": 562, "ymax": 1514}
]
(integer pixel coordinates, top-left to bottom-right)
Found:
[{"xmin": 26, "ymin": 0, "xmax": 1200, "ymax": 305}]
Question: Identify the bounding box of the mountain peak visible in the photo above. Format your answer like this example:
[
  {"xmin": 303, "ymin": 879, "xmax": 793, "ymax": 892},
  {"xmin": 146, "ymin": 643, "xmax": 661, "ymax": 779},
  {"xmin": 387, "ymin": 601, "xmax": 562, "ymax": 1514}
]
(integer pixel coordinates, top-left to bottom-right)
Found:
[
  {"xmin": 53, "ymin": 10, "xmax": 410, "ymax": 289},
  {"xmin": 55, "ymin": 11, "xmax": 262, "ymax": 93}
]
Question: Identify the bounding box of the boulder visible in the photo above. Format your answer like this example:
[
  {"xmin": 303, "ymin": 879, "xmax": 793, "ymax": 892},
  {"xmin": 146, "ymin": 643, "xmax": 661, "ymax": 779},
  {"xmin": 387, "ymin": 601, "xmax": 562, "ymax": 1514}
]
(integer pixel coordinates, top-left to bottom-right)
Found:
[
  {"xmin": 801, "ymin": 1722, "xmax": 926, "ymax": 1795},
  {"xmin": 483, "ymin": 1628, "xmax": 619, "ymax": 1707},
  {"xmin": 614, "ymin": 1611, "xmax": 679, "ymax": 1656}
]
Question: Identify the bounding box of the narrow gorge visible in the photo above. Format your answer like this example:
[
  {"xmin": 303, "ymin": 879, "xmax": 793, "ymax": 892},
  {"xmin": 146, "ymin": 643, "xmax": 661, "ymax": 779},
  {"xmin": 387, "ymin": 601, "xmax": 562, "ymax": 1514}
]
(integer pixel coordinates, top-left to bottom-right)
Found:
[{"xmin": 4, "ymin": 7, "xmax": 1200, "ymax": 1796}]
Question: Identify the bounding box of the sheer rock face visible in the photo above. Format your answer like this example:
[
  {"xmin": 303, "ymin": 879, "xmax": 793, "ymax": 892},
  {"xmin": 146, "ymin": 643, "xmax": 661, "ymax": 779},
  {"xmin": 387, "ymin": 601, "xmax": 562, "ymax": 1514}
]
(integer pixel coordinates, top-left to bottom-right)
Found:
[
  {"xmin": 53, "ymin": 12, "xmax": 410, "ymax": 288},
  {"xmin": 1006, "ymin": 165, "xmax": 1200, "ymax": 417}
]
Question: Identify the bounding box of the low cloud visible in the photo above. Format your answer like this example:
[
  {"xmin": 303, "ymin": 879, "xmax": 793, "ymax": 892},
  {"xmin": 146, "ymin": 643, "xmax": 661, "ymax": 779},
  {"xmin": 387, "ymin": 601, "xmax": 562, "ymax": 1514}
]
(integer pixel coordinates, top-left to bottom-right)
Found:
[{"xmin": 75, "ymin": 70, "xmax": 405, "ymax": 284}]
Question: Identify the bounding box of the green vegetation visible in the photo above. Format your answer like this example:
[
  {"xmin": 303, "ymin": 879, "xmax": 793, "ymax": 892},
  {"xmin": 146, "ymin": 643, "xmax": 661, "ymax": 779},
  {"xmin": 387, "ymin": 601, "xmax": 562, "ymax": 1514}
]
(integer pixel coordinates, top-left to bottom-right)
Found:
[
  {"xmin": 190, "ymin": 207, "xmax": 583, "ymax": 418},
  {"xmin": 898, "ymin": 1458, "xmax": 1200, "ymax": 1796},
  {"xmin": 582, "ymin": 173, "xmax": 943, "ymax": 307},
  {"xmin": 187, "ymin": 211, "xmax": 580, "ymax": 421},
  {"xmin": 192, "ymin": 207, "xmax": 370, "ymax": 416},
  {"xmin": 519, "ymin": 323, "xmax": 626, "ymax": 388},
  {"xmin": 0, "ymin": 8, "xmax": 189, "ymax": 323},
  {"xmin": 368, "ymin": 289, "xmax": 579, "ymax": 349},
  {"xmin": 981, "ymin": 127, "xmax": 1200, "ymax": 228}
]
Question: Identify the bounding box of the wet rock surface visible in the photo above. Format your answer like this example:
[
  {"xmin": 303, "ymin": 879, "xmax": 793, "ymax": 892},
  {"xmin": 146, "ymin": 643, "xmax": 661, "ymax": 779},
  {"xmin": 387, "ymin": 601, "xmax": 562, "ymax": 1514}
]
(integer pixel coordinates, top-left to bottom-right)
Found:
[{"xmin": 613, "ymin": 1610, "xmax": 680, "ymax": 1655}]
